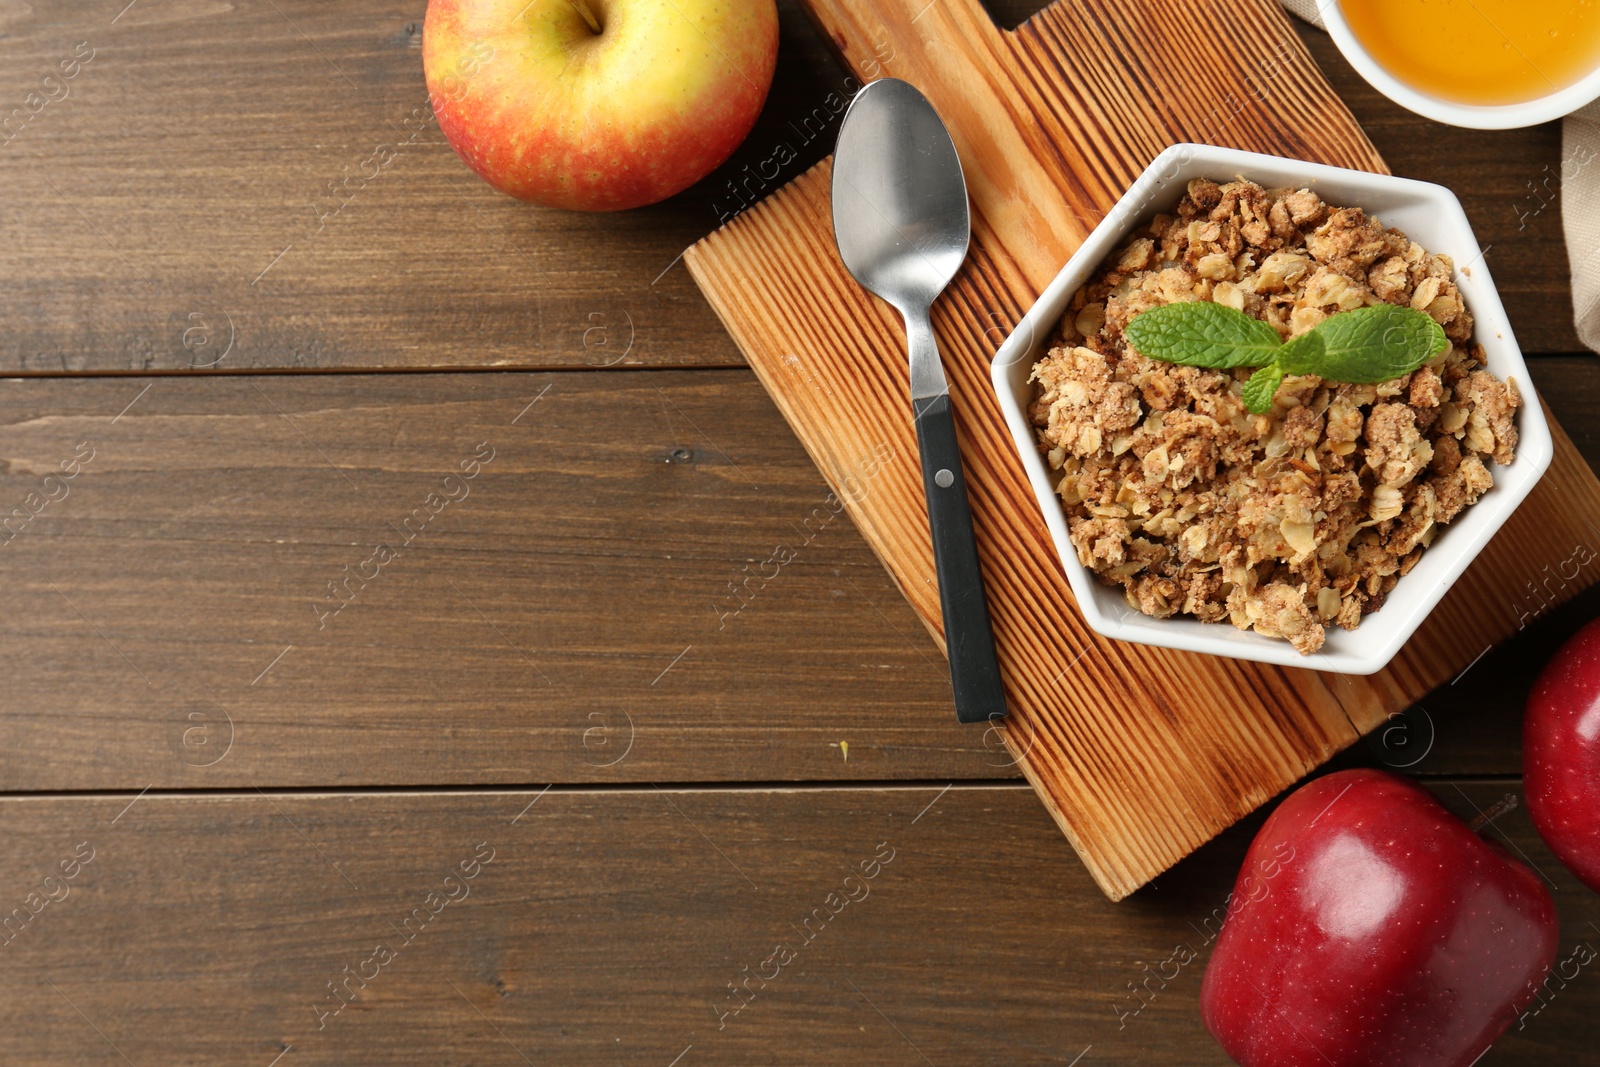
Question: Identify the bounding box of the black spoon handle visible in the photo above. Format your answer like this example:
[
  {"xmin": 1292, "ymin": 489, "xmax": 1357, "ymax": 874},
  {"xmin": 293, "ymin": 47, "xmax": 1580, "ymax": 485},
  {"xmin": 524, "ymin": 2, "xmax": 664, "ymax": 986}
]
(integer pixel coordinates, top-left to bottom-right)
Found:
[{"xmin": 911, "ymin": 391, "xmax": 1007, "ymax": 724}]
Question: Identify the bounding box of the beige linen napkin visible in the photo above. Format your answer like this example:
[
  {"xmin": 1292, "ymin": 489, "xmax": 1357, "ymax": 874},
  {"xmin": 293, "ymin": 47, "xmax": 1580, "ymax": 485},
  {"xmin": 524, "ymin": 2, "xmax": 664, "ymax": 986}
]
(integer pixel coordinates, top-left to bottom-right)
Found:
[
  {"xmin": 1278, "ymin": 0, "xmax": 1325, "ymax": 24},
  {"xmin": 1278, "ymin": 0, "xmax": 1600, "ymax": 352},
  {"xmin": 1566, "ymin": 109, "xmax": 1600, "ymax": 351}
]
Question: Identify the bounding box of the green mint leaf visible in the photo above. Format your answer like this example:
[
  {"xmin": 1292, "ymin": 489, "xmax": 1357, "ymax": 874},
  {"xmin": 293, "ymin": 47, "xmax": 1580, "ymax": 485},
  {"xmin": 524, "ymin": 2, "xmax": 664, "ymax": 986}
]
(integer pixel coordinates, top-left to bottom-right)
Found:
[
  {"xmin": 1241, "ymin": 363, "xmax": 1286, "ymax": 414},
  {"xmin": 1125, "ymin": 302, "xmax": 1283, "ymax": 370},
  {"xmin": 1278, "ymin": 305, "xmax": 1448, "ymax": 383},
  {"xmin": 1275, "ymin": 329, "xmax": 1322, "ymax": 372}
]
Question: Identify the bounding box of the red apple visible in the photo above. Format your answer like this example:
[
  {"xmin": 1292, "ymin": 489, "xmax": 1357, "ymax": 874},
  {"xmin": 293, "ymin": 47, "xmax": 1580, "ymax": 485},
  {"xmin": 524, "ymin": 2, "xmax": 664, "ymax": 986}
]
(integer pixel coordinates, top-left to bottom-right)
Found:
[
  {"xmin": 1525, "ymin": 615, "xmax": 1600, "ymax": 892},
  {"xmin": 422, "ymin": 0, "xmax": 778, "ymax": 210},
  {"xmin": 1200, "ymin": 769, "xmax": 1558, "ymax": 1067}
]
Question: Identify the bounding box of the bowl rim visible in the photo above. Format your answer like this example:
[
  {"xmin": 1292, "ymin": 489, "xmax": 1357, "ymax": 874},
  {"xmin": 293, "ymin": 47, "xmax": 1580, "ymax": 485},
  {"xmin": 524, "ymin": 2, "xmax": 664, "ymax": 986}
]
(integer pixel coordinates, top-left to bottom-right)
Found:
[
  {"xmin": 988, "ymin": 142, "xmax": 1553, "ymax": 674},
  {"xmin": 1321, "ymin": 2, "xmax": 1600, "ymax": 130}
]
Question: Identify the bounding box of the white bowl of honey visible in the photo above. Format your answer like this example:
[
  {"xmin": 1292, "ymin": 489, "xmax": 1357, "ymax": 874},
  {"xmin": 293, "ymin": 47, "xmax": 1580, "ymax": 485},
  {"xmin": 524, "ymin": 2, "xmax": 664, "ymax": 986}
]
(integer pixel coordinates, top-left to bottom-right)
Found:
[{"xmin": 1325, "ymin": 0, "xmax": 1600, "ymax": 129}]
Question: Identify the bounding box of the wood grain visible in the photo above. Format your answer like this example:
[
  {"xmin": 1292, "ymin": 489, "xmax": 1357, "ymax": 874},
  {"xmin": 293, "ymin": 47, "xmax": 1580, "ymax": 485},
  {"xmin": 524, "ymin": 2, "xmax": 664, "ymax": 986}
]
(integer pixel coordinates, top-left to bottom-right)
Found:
[
  {"xmin": 0, "ymin": 0, "xmax": 845, "ymax": 373},
  {"xmin": 685, "ymin": 0, "xmax": 1600, "ymax": 898},
  {"xmin": 0, "ymin": 781, "xmax": 1592, "ymax": 1065},
  {"xmin": 0, "ymin": 0, "xmax": 1581, "ymax": 374},
  {"xmin": 0, "ymin": 371, "xmax": 999, "ymax": 789},
  {"xmin": 0, "ymin": 360, "xmax": 1595, "ymax": 794}
]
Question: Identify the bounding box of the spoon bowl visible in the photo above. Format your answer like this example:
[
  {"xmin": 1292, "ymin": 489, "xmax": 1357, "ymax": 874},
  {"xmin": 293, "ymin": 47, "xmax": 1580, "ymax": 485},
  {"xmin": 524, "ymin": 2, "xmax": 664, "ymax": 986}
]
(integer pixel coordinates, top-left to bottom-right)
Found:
[{"xmin": 832, "ymin": 79, "xmax": 971, "ymax": 313}]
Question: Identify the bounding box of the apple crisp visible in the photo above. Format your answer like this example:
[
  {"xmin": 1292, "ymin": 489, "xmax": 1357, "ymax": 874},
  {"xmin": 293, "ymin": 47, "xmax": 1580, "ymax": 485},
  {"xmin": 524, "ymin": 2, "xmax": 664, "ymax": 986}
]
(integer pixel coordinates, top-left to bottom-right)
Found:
[{"xmin": 1029, "ymin": 178, "xmax": 1520, "ymax": 654}]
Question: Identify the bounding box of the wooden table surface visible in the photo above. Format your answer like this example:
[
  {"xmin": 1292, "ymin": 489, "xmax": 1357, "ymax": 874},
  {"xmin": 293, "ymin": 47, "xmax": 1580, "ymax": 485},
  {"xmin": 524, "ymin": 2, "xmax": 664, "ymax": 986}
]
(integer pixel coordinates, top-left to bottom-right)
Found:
[{"xmin": 1, "ymin": 2, "xmax": 1597, "ymax": 1063}]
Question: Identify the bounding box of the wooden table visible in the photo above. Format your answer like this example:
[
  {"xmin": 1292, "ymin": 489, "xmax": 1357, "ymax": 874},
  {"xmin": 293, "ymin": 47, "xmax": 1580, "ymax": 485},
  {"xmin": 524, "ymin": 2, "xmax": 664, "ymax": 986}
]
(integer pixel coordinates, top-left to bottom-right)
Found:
[{"xmin": 0, "ymin": 2, "xmax": 1595, "ymax": 1062}]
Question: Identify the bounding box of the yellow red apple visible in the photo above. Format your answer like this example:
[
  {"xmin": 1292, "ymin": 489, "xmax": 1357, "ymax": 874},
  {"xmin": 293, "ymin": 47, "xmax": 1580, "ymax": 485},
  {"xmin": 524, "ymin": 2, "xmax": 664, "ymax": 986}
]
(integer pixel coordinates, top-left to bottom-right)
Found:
[{"xmin": 422, "ymin": 0, "xmax": 778, "ymax": 211}]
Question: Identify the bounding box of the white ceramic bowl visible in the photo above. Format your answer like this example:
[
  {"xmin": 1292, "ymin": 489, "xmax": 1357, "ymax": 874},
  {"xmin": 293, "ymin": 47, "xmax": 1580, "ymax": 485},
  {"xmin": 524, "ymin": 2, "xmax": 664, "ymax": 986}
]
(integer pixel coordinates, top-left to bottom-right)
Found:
[
  {"xmin": 990, "ymin": 143, "xmax": 1552, "ymax": 675},
  {"xmin": 1323, "ymin": 3, "xmax": 1600, "ymax": 129}
]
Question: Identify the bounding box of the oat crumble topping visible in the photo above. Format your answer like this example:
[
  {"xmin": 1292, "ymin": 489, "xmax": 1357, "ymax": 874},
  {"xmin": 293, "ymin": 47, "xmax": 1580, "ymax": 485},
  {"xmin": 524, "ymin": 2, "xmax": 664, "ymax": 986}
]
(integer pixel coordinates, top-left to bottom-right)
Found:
[{"xmin": 1029, "ymin": 178, "xmax": 1521, "ymax": 654}]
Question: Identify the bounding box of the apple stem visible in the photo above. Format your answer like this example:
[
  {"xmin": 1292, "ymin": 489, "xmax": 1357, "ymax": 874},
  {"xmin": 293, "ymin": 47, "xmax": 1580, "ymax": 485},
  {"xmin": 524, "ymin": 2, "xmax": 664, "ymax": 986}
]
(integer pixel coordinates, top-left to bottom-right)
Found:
[
  {"xmin": 568, "ymin": 0, "xmax": 602, "ymax": 34},
  {"xmin": 1468, "ymin": 792, "xmax": 1519, "ymax": 833}
]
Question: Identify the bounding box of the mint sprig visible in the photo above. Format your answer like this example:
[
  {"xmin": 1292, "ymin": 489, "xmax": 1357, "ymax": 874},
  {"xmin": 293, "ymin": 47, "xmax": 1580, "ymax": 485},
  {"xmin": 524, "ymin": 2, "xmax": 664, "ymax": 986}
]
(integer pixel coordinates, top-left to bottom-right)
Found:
[
  {"xmin": 1122, "ymin": 300, "xmax": 1283, "ymax": 369},
  {"xmin": 1241, "ymin": 364, "xmax": 1285, "ymax": 412},
  {"xmin": 1125, "ymin": 302, "xmax": 1449, "ymax": 414}
]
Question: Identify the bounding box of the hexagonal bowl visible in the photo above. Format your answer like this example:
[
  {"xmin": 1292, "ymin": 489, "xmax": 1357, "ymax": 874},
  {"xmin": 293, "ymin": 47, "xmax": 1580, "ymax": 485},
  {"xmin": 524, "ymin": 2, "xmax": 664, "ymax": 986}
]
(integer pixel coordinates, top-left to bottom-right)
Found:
[{"xmin": 989, "ymin": 143, "xmax": 1552, "ymax": 675}]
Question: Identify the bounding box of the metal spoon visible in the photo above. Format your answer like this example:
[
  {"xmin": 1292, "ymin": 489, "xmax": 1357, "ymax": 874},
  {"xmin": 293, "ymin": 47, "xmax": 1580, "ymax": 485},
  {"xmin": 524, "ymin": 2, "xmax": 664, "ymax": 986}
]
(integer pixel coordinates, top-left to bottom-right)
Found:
[{"xmin": 831, "ymin": 78, "xmax": 1006, "ymax": 725}]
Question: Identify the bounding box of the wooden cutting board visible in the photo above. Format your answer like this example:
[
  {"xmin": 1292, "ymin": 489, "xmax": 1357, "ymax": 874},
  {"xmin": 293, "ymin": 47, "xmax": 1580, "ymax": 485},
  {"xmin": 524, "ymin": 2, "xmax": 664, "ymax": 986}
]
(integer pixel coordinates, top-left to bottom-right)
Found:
[{"xmin": 684, "ymin": 0, "xmax": 1600, "ymax": 899}]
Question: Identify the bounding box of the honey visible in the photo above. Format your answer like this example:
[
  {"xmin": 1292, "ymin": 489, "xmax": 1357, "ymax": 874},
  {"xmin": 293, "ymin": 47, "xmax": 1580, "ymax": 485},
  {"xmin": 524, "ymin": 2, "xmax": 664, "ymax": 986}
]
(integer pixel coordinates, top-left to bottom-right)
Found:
[{"xmin": 1340, "ymin": 0, "xmax": 1600, "ymax": 105}]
